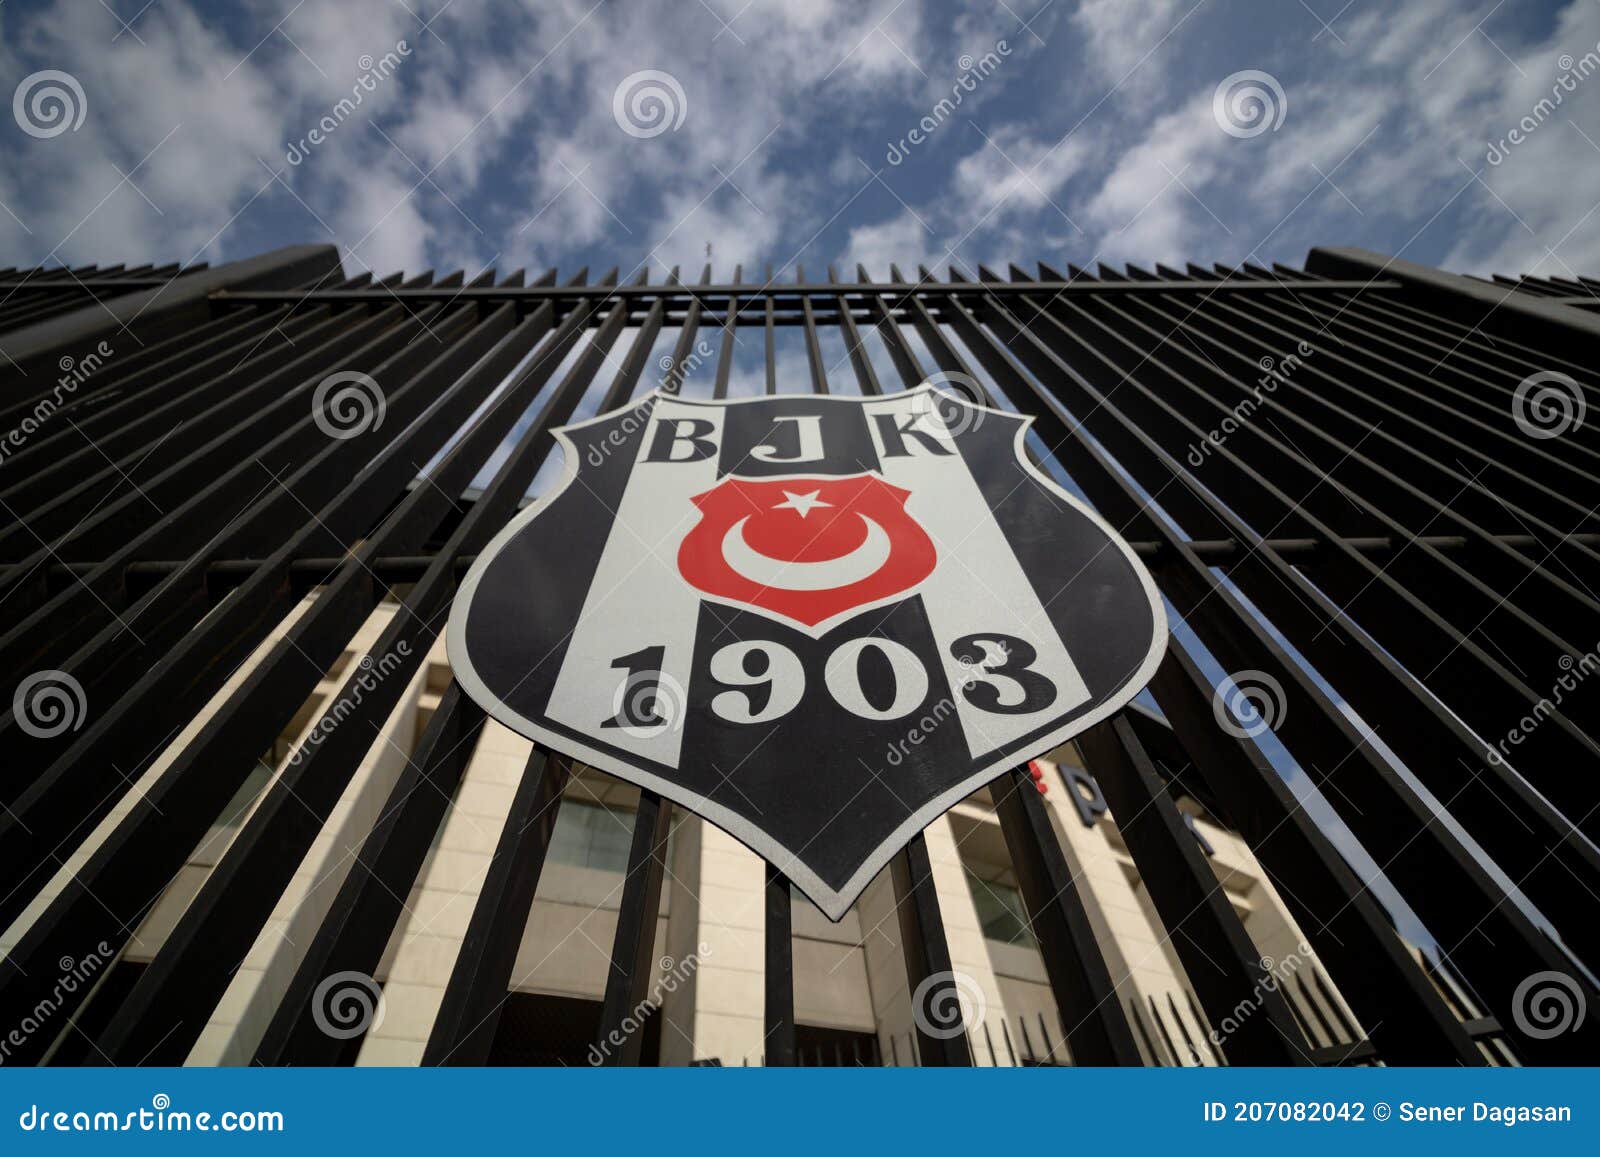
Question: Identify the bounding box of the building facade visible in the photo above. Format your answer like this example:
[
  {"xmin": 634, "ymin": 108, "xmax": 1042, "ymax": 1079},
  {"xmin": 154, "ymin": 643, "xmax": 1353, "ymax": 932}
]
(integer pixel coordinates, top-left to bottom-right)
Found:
[{"xmin": 6, "ymin": 597, "xmax": 1394, "ymax": 1066}]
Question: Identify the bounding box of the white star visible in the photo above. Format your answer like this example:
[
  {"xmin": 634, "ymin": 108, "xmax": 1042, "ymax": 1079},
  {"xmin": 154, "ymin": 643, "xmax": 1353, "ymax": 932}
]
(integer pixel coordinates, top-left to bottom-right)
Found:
[{"xmin": 772, "ymin": 489, "xmax": 832, "ymax": 518}]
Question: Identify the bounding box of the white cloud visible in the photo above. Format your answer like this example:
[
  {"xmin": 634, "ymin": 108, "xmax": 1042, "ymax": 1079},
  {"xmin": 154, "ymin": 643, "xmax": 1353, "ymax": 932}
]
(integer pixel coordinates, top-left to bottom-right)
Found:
[
  {"xmin": 331, "ymin": 162, "xmax": 435, "ymax": 278},
  {"xmin": 644, "ymin": 174, "xmax": 790, "ymax": 275},
  {"xmin": 2, "ymin": 1, "xmax": 290, "ymax": 265},
  {"xmin": 1069, "ymin": 0, "xmax": 1187, "ymax": 95},
  {"xmin": 5, "ymin": 0, "xmax": 1600, "ymax": 287},
  {"xmin": 951, "ymin": 125, "xmax": 1090, "ymax": 222},
  {"xmin": 841, "ymin": 209, "xmax": 933, "ymax": 277}
]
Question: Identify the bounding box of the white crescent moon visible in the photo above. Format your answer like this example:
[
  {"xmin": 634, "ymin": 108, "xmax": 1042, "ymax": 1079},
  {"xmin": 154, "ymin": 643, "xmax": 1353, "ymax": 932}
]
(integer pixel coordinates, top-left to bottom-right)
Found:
[{"xmin": 721, "ymin": 514, "xmax": 890, "ymax": 591}]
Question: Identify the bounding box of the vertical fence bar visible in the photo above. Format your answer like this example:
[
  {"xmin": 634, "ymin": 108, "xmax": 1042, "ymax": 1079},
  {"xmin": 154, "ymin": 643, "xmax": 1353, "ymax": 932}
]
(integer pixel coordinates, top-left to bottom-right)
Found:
[
  {"xmin": 957, "ymin": 267, "xmax": 1593, "ymax": 1063},
  {"xmin": 1075, "ymin": 716, "xmax": 1309, "ymax": 1065},
  {"xmin": 992, "ymin": 771, "xmax": 1143, "ymax": 1065},
  {"xmin": 764, "ymin": 863, "xmax": 797, "ymax": 1067},
  {"xmin": 423, "ymin": 754, "xmax": 572, "ymax": 1065},
  {"xmin": 891, "ymin": 263, "xmax": 1143, "ymax": 1064},
  {"xmin": 5, "ymin": 255, "xmax": 1600, "ymax": 1073},
  {"xmin": 891, "ymin": 834, "xmax": 973, "ymax": 1066},
  {"xmin": 596, "ymin": 792, "xmax": 673, "ymax": 1066},
  {"xmin": 827, "ymin": 266, "xmax": 977, "ymax": 1068}
]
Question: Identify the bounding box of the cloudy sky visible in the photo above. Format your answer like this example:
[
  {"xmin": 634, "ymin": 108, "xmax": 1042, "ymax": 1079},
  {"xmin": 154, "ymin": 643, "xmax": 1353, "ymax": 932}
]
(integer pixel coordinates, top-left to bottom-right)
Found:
[{"xmin": 2, "ymin": 0, "xmax": 1599, "ymax": 285}]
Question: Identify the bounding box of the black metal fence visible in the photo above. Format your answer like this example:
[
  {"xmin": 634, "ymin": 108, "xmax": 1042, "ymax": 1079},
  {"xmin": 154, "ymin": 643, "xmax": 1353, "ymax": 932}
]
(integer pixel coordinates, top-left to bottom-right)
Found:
[{"xmin": 0, "ymin": 245, "xmax": 1595, "ymax": 1067}]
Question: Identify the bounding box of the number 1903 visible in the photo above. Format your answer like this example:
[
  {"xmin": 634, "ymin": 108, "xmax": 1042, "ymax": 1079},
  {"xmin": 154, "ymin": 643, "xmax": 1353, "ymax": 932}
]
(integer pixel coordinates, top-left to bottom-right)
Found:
[{"xmin": 605, "ymin": 631, "xmax": 1058, "ymax": 731}]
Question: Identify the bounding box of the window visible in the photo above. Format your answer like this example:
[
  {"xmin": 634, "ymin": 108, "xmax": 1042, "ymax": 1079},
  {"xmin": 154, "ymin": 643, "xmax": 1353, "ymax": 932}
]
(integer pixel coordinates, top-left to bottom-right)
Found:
[
  {"xmin": 964, "ymin": 869, "xmax": 1035, "ymax": 947},
  {"xmin": 546, "ymin": 799, "xmax": 634, "ymax": 873},
  {"xmin": 794, "ymin": 1024, "xmax": 881, "ymax": 1066},
  {"xmin": 487, "ymin": 993, "xmax": 661, "ymax": 1066}
]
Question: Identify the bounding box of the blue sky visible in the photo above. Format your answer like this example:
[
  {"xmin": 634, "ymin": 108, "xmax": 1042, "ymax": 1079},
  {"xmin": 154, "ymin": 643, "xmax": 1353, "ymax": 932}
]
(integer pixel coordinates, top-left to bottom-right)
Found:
[{"xmin": 2, "ymin": 0, "xmax": 1597, "ymax": 285}]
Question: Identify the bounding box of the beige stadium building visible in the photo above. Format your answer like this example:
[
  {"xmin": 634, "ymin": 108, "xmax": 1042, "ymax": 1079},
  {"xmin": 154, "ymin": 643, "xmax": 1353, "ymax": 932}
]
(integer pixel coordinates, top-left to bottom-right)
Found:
[{"xmin": 5, "ymin": 596, "xmax": 1501, "ymax": 1067}]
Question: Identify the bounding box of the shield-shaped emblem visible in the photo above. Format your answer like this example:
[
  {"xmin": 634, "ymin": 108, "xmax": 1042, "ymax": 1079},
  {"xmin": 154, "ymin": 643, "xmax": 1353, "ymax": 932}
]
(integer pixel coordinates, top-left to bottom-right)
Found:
[{"xmin": 448, "ymin": 385, "xmax": 1167, "ymax": 919}]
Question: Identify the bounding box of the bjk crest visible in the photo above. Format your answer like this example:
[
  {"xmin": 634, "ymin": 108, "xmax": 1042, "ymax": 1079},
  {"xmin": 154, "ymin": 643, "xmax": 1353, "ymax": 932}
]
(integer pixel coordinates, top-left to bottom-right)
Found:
[
  {"xmin": 677, "ymin": 475, "xmax": 935, "ymax": 630},
  {"xmin": 449, "ymin": 386, "xmax": 1167, "ymax": 919}
]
